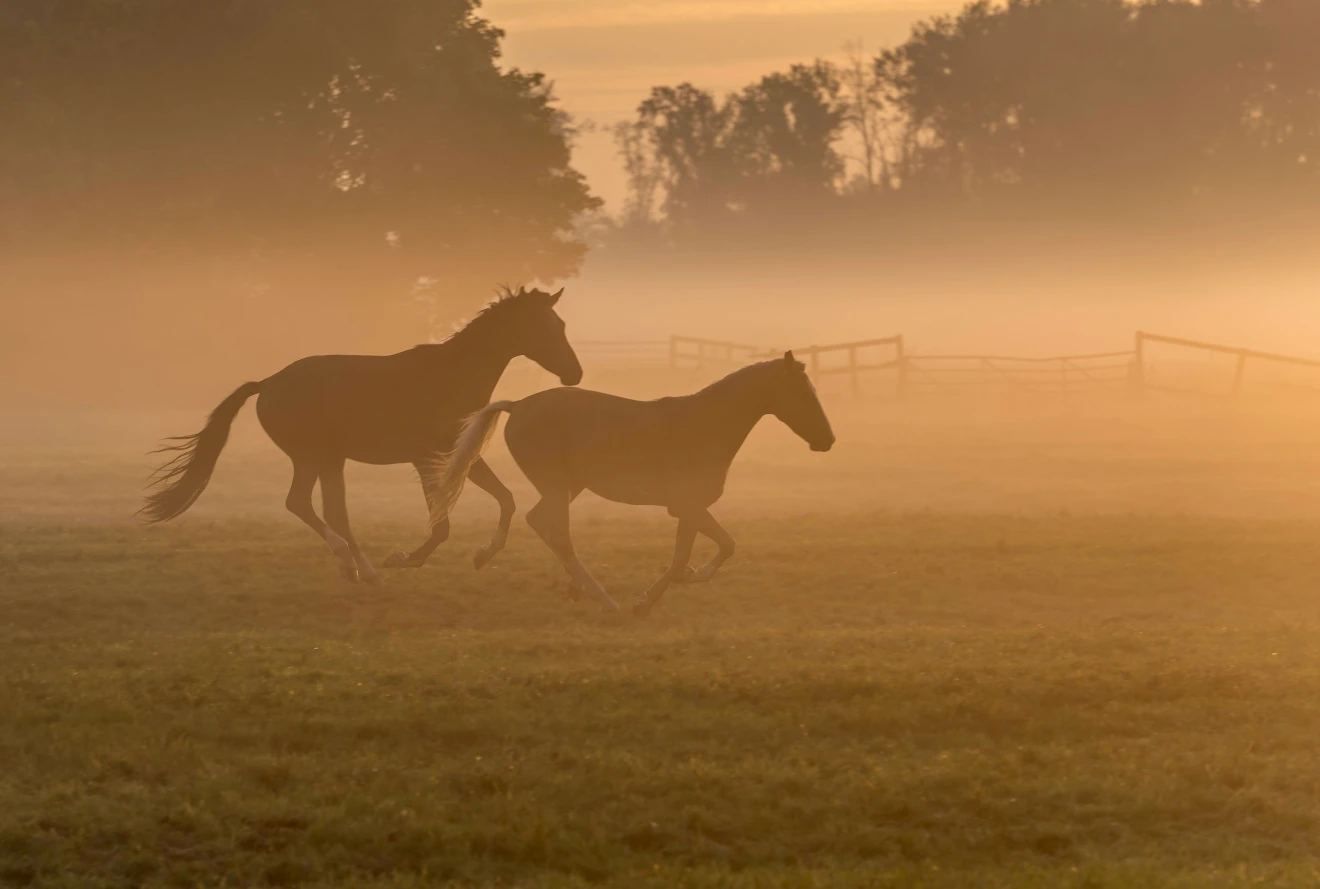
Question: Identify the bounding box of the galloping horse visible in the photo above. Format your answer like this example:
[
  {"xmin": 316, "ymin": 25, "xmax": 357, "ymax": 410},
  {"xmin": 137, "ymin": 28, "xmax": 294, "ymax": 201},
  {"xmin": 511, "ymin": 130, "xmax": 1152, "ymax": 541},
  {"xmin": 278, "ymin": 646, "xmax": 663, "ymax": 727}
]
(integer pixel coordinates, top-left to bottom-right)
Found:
[
  {"xmin": 424, "ymin": 352, "xmax": 834, "ymax": 615},
  {"xmin": 141, "ymin": 286, "xmax": 581, "ymax": 583}
]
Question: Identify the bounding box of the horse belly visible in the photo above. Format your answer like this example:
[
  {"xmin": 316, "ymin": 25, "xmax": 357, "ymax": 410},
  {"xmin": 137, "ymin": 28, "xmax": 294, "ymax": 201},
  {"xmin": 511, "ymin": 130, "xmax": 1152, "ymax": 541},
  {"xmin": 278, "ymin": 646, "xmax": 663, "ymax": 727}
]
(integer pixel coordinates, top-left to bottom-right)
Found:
[
  {"xmin": 583, "ymin": 473, "xmax": 667, "ymax": 507},
  {"xmin": 259, "ymin": 388, "xmax": 441, "ymax": 466},
  {"xmin": 342, "ymin": 442, "xmax": 420, "ymax": 466},
  {"xmin": 571, "ymin": 446, "xmax": 672, "ymax": 506}
]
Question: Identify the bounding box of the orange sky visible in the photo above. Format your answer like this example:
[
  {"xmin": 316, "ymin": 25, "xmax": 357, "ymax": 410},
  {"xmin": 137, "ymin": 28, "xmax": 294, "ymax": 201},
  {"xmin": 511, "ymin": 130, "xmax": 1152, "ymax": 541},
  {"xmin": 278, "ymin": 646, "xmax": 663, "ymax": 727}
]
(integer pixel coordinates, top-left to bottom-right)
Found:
[{"xmin": 486, "ymin": 0, "xmax": 957, "ymax": 208}]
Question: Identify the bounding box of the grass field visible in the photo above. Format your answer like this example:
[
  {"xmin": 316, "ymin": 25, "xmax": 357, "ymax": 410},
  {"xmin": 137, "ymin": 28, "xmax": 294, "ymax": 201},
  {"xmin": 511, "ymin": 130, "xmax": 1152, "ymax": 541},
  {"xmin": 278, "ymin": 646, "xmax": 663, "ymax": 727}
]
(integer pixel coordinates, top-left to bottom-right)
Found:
[
  {"xmin": 5, "ymin": 399, "xmax": 1320, "ymax": 886},
  {"xmin": 6, "ymin": 514, "xmax": 1320, "ymax": 887}
]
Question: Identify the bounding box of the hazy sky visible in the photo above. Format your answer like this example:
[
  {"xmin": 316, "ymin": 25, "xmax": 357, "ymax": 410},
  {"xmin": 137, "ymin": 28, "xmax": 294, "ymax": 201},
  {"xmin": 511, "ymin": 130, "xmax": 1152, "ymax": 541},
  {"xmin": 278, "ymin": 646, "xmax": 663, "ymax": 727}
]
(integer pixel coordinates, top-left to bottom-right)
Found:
[{"xmin": 486, "ymin": 0, "xmax": 957, "ymax": 209}]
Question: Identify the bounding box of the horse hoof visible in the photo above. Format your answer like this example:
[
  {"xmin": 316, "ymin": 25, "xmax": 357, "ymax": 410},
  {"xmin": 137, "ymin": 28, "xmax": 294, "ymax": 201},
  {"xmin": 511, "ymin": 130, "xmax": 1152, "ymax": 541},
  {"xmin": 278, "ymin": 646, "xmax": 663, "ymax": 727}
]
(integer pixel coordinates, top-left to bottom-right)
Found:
[
  {"xmin": 632, "ymin": 599, "xmax": 653, "ymax": 618},
  {"xmin": 673, "ymin": 566, "xmax": 698, "ymax": 584},
  {"xmin": 339, "ymin": 563, "xmax": 360, "ymax": 584},
  {"xmin": 384, "ymin": 551, "xmax": 411, "ymax": 569},
  {"xmin": 360, "ymin": 567, "xmax": 383, "ymax": 586},
  {"xmin": 473, "ymin": 546, "xmax": 496, "ymax": 570},
  {"xmin": 563, "ymin": 581, "xmax": 585, "ymax": 602}
]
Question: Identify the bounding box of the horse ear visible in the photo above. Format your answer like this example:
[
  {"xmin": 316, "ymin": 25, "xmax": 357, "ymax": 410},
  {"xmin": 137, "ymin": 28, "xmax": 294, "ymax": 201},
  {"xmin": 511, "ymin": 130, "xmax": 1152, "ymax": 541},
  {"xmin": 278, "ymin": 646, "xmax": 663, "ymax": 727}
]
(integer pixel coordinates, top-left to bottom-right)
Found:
[
  {"xmin": 550, "ymin": 288, "xmax": 564, "ymax": 305},
  {"xmin": 784, "ymin": 350, "xmax": 795, "ymax": 364},
  {"xmin": 516, "ymin": 285, "xmax": 527, "ymax": 297}
]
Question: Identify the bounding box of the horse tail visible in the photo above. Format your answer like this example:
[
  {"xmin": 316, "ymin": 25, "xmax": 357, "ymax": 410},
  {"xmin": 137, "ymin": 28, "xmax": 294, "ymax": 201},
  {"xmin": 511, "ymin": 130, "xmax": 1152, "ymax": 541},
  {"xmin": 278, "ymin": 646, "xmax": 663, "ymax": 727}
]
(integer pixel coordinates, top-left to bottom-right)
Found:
[
  {"xmin": 424, "ymin": 400, "xmax": 517, "ymax": 527},
  {"xmin": 138, "ymin": 381, "xmax": 263, "ymax": 523}
]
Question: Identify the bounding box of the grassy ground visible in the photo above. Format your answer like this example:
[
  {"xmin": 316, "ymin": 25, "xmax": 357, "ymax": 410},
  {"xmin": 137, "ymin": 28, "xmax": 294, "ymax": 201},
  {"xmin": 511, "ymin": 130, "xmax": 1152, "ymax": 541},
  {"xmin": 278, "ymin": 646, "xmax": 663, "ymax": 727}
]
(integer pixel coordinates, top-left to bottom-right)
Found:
[{"xmin": 5, "ymin": 511, "xmax": 1320, "ymax": 887}]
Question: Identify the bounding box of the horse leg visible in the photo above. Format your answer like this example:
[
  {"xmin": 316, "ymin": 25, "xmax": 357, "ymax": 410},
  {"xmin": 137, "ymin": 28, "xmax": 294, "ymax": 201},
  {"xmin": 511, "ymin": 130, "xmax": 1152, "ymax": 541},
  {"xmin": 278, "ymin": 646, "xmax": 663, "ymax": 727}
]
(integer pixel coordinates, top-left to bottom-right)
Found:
[
  {"xmin": 559, "ymin": 488, "xmax": 589, "ymax": 601},
  {"xmin": 633, "ymin": 519, "xmax": 697, "ymax": 618},
  {"xmin": 384, "ymin": 464, "xmax": 451, "ymax": 569},
  {"xmin": 320, "ymin": 459, "xmax": 380, "ymax": 585},
  {"xmin": 466, "ymin": 458, "xmax": 515, "ymax": 570},
  {"xmin": 526, "ymin": 494, "xmax": 618, "ymax": 612},
  {"xmin": 677, "ymin": 509, "xmax": 735, "ymax": 584},
  {"xmin": 284, "ymin": 459, "xmax": 356, "ymax": 573}
]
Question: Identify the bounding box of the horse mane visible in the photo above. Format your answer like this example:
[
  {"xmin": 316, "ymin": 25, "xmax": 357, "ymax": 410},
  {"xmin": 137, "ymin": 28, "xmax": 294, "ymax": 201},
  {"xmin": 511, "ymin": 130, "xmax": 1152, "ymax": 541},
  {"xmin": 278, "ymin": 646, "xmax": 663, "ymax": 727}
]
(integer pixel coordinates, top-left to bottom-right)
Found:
[{"xmin": 438, "ymin": 285, "xmax": 547, "ymax": 344}]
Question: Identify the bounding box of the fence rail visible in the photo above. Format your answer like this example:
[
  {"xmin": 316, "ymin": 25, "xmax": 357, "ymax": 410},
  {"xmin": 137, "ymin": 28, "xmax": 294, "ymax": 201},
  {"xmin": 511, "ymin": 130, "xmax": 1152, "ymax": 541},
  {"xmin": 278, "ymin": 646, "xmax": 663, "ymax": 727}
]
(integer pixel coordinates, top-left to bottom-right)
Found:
[
  {"xmin": 778, "ymin": 337, "xmax": 906, "ymax": 397},
  {"xmin": 552, "ymin": 331, "xmax": 1320, "ymax": 400},
  {"xmin": 1135, "ymin": 331, "xmax": 1320, "ymax": 395},
  {"xmin": 905, "ymin": 351, "xmax": 1137, "ymax": 393},
  {"xmin": 669, "ymin": 335, "xmax": 766, "ymax": 369},
  {"xmin": 670, "ymin": 334, "xmax": 1140, "ymax": 396}
]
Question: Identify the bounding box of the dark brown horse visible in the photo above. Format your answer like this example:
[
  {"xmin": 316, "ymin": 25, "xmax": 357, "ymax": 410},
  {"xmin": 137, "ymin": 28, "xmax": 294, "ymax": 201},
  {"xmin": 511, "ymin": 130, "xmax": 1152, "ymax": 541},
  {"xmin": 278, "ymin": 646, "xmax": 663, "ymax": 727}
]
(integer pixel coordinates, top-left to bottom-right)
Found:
[
  {"xmin": 141, "ymin": 286, "xmax": 581, "ymax": 583},
  {"xmin": 425, "ymin": 352, "xmax": 834, "ymax": 615}
]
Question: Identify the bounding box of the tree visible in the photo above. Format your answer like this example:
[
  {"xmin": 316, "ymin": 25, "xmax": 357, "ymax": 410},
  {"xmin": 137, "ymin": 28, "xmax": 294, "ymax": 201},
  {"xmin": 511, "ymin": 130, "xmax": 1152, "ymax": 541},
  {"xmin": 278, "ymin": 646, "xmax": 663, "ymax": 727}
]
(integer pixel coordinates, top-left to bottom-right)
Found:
[
  {"xmin": 0, "ymin": 0, "xmax": 600, "ymax": 353},
  {"xmin": 839, "ymin": 42, "xmax": 904, "ymax": 193},
  {"xmin": 615, "ymin": 65, "xmax": 847, "ymax": 238},
  {"xmin": 727, "ymin": 62, "xmax": 848, "ymax": 205},
  {"xmin": 612, "ymin": 118, "xmax": 665, "ymax": 229},
  {"xmin": 1244, "ymin": 0, "xmax": 1320, "ymax": 190},
  {"xmin": 874, "ymin": 0, "xmax": 1320, "ymax": 208},
  {"xmin": 627, "ymin": 84, "xmax": 738, "ymax": 232}
]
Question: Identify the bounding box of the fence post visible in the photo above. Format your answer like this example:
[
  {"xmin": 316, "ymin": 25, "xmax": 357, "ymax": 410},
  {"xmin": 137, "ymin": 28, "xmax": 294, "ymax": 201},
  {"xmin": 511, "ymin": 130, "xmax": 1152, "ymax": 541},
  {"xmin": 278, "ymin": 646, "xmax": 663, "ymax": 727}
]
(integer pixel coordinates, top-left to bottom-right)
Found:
[
  {"xmin": 895, "ymin": 336, "xmax": 908, "ymax": 396},
  {"xmin": 1232, "ymin": 351, "xmax": 1247, "ymax": 395},
  {"xmin": 1131, "ymin": 331, "xmax": 1146, "ymax": 395},
  {"xmin": 849, "ymin": 346, "xmax": 859, "ymax": 399}
]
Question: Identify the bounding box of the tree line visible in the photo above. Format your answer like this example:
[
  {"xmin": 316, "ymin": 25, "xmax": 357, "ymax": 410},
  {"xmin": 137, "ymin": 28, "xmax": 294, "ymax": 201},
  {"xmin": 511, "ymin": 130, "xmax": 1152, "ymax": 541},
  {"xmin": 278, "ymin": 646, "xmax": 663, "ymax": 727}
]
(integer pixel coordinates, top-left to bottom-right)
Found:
[
  {"xmin": 609, "ymin": 0, "xmax": 1320, "ymax": 248},
  {"xmin": 7, "ymin": 0, "xmax": 1318, "ymax": 301}
]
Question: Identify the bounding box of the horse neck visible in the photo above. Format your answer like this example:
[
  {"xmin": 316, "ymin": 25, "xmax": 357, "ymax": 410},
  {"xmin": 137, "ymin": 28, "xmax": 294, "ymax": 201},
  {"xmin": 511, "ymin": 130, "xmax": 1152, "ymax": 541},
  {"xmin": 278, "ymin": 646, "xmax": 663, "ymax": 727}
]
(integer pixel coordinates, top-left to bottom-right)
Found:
[
  {"xmin": 428, "ymin": 318, "xmax": 519, "ymax": 399},
  {"xmin": 689, "ymin": 368, "xmax": 774, "ymax": 460}
]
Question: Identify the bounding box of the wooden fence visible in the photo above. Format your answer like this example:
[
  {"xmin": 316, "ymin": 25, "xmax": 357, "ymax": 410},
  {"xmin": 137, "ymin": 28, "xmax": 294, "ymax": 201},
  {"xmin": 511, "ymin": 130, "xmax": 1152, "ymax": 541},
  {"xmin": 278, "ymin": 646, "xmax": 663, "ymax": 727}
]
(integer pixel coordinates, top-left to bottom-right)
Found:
[
  {"xmin": 1135, "ymin": 331, "xmax": 1320, "ymax": 395},
  {"xmin": 547, "ymin": 332, "xmax": 1320, "ymax": 399},
  {"xmin": 669, "ymin": 334, "xmax": 1133, "ymax": 396}
]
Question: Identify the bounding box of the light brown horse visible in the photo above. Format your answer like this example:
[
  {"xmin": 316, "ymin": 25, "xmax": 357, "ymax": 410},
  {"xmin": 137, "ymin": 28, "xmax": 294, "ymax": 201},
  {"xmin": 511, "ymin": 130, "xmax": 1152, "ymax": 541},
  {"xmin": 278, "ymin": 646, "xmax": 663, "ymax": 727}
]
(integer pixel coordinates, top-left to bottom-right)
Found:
[
  {"xmin": 426, "ymin": 352, "xmax": 834, "ymax": 615},
  {"xmin": 141, "ymin": 286, "xmax": 581, "ymax": 583}
]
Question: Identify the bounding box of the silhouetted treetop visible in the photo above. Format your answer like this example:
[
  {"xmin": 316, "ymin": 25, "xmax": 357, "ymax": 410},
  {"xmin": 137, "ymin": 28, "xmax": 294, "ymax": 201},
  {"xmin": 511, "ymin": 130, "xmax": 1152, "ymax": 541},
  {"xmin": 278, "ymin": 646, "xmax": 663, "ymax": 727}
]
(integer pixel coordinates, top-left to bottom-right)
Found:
[
  {"xmin": 613, "ymin": 63, "xmax": 846, "ymax": 234},
  {"xmin": 730, "ymin": 63, "xmax": 848, "ymax": 201},
  {"xmin": 1, "ymin": 0, "xmax": 599, "ymax": 290}
]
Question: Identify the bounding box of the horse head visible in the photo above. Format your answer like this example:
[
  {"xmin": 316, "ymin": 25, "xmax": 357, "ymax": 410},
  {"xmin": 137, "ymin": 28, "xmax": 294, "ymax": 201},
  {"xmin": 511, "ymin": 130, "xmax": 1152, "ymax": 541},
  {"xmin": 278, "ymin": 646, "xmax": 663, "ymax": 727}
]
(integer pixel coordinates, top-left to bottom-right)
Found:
[
  {"xmin": 507, "ymin": 286, "xmax": 582, "ymax": 386},
  {"xmin": 771, "ymin": 351, "xmax": 834, "ymax": 452}
]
